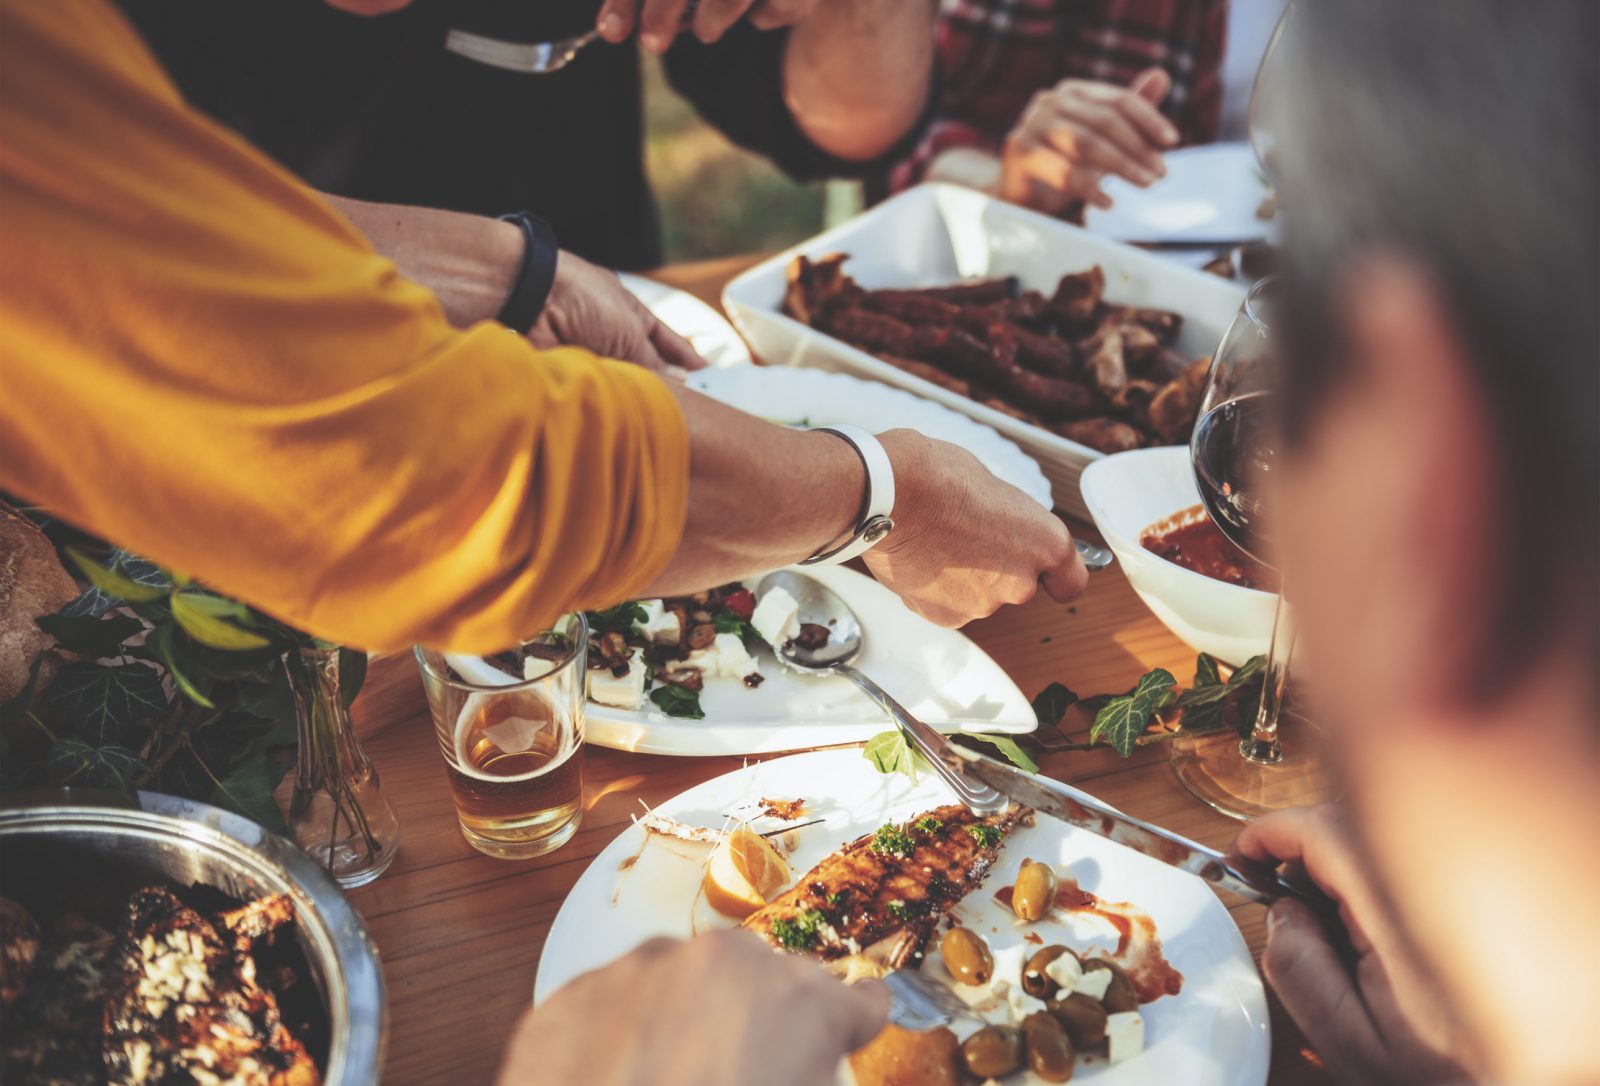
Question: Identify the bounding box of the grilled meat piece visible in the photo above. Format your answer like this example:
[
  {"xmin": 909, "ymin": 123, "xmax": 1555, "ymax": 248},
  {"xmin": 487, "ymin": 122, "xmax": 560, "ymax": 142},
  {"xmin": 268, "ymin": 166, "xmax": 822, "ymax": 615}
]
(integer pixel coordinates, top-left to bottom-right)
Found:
[
  {"xmin": 1057, "ymin": 417, "xmax": 1146, "ymax": 453},
  {"xmin": 104, "ymin": 887, "xmax": 318, "ymax": 1086},
  {"xmin": 744, "ymin": 804, "xmax": 1032, "ymax": 966},
  {"xmin": 214, "ymin": 895, "xmax": 295, "ymax": 958},
  {"xmin": 1047, "ymin": 267, "xmax": 1105, "ymax": 323}
]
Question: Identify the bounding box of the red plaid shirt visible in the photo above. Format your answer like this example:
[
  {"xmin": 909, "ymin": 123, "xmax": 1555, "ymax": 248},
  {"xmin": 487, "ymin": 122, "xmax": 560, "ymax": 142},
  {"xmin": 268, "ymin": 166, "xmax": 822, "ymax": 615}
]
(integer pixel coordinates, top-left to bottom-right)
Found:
[{"xmin": 891, "ymin": 0, "xmax": 1228, "ymax": 191}]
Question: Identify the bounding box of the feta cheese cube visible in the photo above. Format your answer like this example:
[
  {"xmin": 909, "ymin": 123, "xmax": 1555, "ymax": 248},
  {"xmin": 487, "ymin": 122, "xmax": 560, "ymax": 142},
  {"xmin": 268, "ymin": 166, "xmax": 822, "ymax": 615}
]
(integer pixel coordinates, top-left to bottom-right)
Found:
[
  {"xmin": 588, "ymin": 664, "xmax": 646, "ymax": 709},
  {"xmin": 710, "ymin": 632, "xmax": 758, "ymax": 678},
  {"xmin": 1042, "ymin": 951, "xmax": 1084, "ymax": 994},
  {"xmin": 633, "ymin": 599, "xmax": 683, "ymax": 645},
  {"xmin": 1074, "ymin": 963, "xmax": 1114, "ymax": 1002},
  {"xmin": 750, "ymin": 585, "xmax": 801, "ymax": 647},
  {"xmin": 1105, "ymin": 1010, "xmax": 1145, "ymax": 1064},
  {"xmin": 1005, "ymin": 983, "xmax": 1048, "ymax": 1022}
]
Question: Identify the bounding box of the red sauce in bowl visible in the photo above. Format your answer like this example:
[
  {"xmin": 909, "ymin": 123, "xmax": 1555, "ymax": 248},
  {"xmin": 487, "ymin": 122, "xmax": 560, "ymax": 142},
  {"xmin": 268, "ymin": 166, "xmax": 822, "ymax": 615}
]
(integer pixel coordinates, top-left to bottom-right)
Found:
[{"xmin": 1140, "ymin": 505, "xmax": 1277, "ymax": 591}]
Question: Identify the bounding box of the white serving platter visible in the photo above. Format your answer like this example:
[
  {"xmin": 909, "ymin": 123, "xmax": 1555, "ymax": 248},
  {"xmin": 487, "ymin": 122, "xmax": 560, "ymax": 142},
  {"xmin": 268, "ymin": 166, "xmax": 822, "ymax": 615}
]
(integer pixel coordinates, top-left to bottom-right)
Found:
[
  {"xmin": 619, "ymin": 271, "xmax": 752, "ymax": 369},
  {"xmin": 584, "ymin": 564, "xmax": 1035, "ymax": 757},
  {"xmin": 721, "ymin": 183, "xmax": 1247, "ymax": 519},
  {"xmin": 535, "ymin": 748, "xmax": 1271, "ymax": 1086},
  {"xmin": 688, "ymin": 366, "xmax": 1052, "ymax": 509}
]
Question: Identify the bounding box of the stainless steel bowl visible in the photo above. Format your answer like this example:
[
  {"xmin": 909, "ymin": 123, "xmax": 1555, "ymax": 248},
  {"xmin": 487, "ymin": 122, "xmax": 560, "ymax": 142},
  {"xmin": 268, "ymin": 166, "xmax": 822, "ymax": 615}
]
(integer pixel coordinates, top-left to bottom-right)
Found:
[{"xmin": 0, "ymin": 792, "xmax": 386, "ymax": 1085}]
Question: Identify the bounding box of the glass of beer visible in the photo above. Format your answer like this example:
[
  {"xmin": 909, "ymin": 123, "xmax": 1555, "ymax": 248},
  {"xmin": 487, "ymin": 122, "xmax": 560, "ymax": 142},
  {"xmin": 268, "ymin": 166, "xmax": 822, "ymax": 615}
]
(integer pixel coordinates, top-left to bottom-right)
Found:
[{"xmin": 414, "ymin": 613, "xmax": 587, "ymax": 860}]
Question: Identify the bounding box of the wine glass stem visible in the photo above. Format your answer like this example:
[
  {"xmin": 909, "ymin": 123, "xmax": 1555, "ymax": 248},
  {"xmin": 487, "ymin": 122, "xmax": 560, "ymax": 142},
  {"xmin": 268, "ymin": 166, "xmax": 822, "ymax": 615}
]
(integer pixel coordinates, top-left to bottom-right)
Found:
[{"xmin": 1241, "ymin": 591, "xmax": 1295, "ymax": 765}]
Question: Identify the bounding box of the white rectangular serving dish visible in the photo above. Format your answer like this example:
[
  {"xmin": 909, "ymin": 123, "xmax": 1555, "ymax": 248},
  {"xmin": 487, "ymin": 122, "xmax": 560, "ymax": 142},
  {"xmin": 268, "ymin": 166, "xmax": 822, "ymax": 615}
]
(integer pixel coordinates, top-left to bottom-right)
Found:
[{"xmin": 722, "ymin": 183, "xmax": 1248, "ymax": 521}]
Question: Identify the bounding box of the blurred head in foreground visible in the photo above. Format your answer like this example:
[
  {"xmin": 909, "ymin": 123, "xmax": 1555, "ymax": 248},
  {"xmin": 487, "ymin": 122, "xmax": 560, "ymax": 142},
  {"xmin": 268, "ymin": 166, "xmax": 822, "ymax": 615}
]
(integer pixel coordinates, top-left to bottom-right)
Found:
[{"xmin": 1271, "ymin": 0, "xmax": 1598, "ymax": 1079}]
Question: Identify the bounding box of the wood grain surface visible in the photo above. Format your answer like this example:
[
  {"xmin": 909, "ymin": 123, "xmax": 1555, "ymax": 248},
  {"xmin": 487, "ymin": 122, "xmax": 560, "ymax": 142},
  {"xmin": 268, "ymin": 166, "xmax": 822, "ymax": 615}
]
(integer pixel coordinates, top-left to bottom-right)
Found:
[{"xmin": 344, "ymin": 256, "xmax": 1333, "ymax": 1086}]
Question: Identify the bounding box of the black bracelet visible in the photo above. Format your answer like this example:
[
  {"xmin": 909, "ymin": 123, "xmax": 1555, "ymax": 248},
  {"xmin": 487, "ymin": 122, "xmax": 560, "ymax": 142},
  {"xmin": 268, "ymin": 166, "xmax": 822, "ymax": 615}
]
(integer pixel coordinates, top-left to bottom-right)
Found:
[{"xmin": 495, "ymin": 211, "xmax": 559, "ymax": 334}]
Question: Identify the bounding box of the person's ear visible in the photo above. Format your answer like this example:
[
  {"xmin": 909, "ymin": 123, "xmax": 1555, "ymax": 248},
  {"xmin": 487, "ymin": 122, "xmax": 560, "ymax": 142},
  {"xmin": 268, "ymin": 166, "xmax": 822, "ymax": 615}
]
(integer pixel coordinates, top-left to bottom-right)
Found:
[{"xmin": 1323, "ymin": 259, "xmax": 1501, "ymax": 709}]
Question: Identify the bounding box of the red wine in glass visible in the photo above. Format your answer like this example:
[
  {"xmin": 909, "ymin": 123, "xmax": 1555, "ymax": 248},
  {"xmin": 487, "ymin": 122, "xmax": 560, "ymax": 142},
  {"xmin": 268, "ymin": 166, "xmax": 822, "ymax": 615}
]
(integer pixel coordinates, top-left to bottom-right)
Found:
[{"xmin": 1190, "ymin": 391, "xmax": 1277, "ymax": 566}]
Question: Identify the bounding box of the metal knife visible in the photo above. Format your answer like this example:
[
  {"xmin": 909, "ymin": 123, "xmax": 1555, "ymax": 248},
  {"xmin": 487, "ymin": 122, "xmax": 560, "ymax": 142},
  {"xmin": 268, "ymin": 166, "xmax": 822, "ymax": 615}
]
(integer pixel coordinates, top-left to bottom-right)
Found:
[{"xmin": 942, "ymin": 745, "xmax": 1333, "ymax": 915}]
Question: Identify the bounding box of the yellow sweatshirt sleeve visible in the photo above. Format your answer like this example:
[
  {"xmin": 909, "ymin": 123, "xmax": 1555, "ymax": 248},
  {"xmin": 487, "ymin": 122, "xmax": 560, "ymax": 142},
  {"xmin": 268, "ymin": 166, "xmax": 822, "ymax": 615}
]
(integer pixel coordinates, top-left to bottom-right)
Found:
[{"xmin": 0, "ymin": 0, "xmax": 689, "ymax": 653}]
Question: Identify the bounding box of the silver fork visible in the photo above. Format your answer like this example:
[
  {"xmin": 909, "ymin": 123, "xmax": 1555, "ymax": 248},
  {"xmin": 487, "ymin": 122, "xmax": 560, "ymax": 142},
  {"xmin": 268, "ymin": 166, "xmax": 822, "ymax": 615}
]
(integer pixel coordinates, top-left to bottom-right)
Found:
[
  {"xmin": 520, "ymin": 28, "xmax": 601, "ymax": 74},
  {"xmin": 459, "ymin": 1, "xmax": 700, "ymax": 76},
  {"xmin": 884, "ymin": 969, "xmax": 982, "ymax": 1032}
]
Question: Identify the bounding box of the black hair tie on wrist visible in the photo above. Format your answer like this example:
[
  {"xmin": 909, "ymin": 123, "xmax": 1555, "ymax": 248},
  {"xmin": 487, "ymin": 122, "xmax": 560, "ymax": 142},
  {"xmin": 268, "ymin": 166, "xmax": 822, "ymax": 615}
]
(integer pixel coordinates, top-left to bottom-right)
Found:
[{"xmin": 495, "ymin": 211, "xmax": 559, "ymax": 335}]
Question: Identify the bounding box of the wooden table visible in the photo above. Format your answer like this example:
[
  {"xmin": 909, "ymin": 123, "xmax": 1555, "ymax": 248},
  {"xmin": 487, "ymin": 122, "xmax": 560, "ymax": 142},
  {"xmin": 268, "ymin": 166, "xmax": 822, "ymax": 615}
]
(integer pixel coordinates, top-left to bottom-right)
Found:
[{"xmin": 346, "ymin": 256, "xmax": 1332, "ymax": 1086}]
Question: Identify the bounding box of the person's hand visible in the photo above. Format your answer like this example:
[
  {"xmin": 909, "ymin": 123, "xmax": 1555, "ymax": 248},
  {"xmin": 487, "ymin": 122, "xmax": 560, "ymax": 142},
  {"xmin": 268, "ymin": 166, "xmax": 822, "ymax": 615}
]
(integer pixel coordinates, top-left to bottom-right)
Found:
[
  {"xmin": 998, "ymin": 67, "xmax": 1180, "ymax": 216},
  {"xmin": 529, "ymin": 251, "xmax": 706, "ymax": 376},
  {"xmin": 496, "ymin": 931, "xmax": 888, "ymax": 1086},
  {"xmin": 596, "ymin": 0, "xmax": 823, "ymax": 53},
  {"xmin": 1230, "ymin": 805, "xmax": 1471, "ymax": 1086},
  {"xmin": 866, "ymin": 431, "xmax": 1089, "ymax": 626}
]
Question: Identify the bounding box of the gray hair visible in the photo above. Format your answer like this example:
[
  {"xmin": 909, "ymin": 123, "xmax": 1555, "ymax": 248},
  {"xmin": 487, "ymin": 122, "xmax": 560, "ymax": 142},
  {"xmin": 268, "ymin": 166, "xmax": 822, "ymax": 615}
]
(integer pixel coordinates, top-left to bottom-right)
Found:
[{"xmin": 1272, "ymin": 0, "xmax": 1598, "ymax": 673}]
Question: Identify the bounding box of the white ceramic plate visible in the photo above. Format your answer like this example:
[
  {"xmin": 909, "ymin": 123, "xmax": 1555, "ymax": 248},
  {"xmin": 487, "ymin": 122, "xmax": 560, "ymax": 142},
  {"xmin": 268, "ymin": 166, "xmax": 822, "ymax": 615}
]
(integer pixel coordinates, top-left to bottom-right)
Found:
[
  {"xmin": 535, "ymin": 748, "xmax": 1271, "ymax": 1086},
  {"xmin": 619, "ymin": 271, "xmax": 752, "ymax": 369},
  {"xmin": 585, "ymin": 564, "xmax": 1035, "ymax": 757},
  {"xmin": 721, "ymin": 183, "xmax": 1246, "ymax": 520},
  {"xmin": 687, "ymin": 366, "xmax": 1052, "ymax": 509},
  {"xmin": 1087, "ymin": 143, "xmax": 1273, "ymax": 245},
  {"xmin": 1080, "ymin": 446, "xmax": 1275, "ymax": 666}
]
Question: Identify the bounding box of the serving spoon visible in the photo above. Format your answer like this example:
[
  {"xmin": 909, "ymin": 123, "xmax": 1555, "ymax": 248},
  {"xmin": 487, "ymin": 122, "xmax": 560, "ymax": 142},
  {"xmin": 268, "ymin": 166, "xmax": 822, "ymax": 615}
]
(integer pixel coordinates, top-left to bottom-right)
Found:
[{"xmin": 758, "ymin": 570, "xmax": 1009, "ymax": 815}]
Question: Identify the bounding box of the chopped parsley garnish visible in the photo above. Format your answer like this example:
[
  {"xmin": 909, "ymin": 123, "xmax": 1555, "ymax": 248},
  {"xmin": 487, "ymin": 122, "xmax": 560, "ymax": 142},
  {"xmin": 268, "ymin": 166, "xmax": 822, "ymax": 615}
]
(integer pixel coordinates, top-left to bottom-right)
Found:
[
  {"xmin": 966, "ymin": 823, "xmax": 1004, "ymax": 848},
  {"xmin": 914, "ymin": 816, "xmax": 944, "ymax": 834},
  {"xmin": 713, "ymin": 611, "xmax": 756, "ymax": 640},
  {"xmin": 826, "ymin": 891, "xmax": 845, "ymax": 908},
  {"xmin": 649, "ymin": 685, "xmax": 704, "ymax": 719},
  {"xmin": 870, "ymin": 822, "xmax": 916, "ymax": 857},
  {"xmin": 886, "ymin": 900, "xmax": 908, "ymax": 920},
  {"xmin": 771, "ymin": 909, "xmax": 826, "ymax": 950},
  {"xmin": 587, "ymin": 601, "xmax": 648, "ymax": 634}
]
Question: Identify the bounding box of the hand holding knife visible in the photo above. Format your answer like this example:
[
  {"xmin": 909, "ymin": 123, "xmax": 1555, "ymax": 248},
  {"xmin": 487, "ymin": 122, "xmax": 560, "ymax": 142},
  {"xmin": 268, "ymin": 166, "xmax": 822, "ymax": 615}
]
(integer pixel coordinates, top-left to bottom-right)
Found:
[{"xmin": 941, "ymin": 744, "xmax": 1339, "ymax": 925}]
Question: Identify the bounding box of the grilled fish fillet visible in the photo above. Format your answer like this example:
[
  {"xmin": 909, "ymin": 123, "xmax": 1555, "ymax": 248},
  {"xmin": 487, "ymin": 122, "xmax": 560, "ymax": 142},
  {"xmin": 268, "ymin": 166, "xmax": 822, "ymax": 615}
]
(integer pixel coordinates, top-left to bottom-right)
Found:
[{"xmin": 743, "ymin": 803, "xmax": 1031, "ymax": 965}]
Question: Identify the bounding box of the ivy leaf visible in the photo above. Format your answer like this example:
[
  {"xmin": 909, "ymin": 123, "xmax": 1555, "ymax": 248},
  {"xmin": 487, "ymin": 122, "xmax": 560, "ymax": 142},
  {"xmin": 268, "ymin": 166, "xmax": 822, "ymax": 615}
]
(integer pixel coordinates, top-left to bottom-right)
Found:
[
  {"xmin": 207, "ymin": 753, "xmax": 289, "ymax": 834},
  {"xmin": 962, "ymin": 732, "xmax": 1040, "ymax": 774},
  {"xmin": 1031, "ymin": 683, "xmax": 1078, "ymax": 728},
  {"xmin": 42, "ymin": 661, "xmax": 168, "ymax": 746},
  {"xmin": 35, "ymin": 612, "xmax": 144, "ymax": 660},
  {"xmin": 170, "ymin": 593, "xmax": 273, "ymax": 651},
  {"xmin": 148, "ymin": 624, "xmax": 215, "ymax": 708},
  {"xmin": 1194, "ymin": 653, "xmax": 1223, "ymax": 690},
  {"xmin": 649, "ymin": 685, "xmax": 704, "ymax": 719},
  {"xmin": 1178, "ymin": 693, "xmax": 1229, "ymax": 733},
  {"xmin": 66, "ymin": 549, "xmax": 168, "ymax": 603},
  {"xmin": 338, "ymin": 648, "xmax": 367, "ymax": 710},
  {"xmin": 1226, "ymin": 655, "xmax": 1267, "ymax": 689},
  {"xmin": 1090, "ymin": 668, "xmax": 1177, "ymax": 757},
  {"xmin": 46, "ymin": 740, "xmax": 149, "ymax": 793},
  {"xmin": 862, "ymin": 728, "xmax": 931, "ymax": 780}
]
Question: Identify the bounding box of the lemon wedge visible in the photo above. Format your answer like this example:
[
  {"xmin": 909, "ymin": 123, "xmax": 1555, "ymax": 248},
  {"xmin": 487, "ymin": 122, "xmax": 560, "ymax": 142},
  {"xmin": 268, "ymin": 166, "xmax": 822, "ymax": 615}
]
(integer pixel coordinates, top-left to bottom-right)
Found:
[{"xmin": 703, "ymin": 823, "xmax": 790, "ymax": 919}]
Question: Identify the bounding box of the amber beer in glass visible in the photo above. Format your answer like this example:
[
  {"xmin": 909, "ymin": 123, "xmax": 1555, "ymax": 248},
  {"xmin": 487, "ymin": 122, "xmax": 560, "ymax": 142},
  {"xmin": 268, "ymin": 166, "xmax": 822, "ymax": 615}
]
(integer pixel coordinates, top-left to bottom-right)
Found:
[{"xmin": 415, "ymin": 614, "xmax": 587, "ymax": 859}]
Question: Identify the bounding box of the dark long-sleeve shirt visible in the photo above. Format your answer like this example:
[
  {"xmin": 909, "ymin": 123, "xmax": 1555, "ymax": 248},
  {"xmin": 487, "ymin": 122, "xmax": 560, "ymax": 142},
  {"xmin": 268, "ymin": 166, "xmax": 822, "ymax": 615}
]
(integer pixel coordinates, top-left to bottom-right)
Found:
[{"xmin": 115, "ymin": 0, "xmax": 926, "ymax": 269}]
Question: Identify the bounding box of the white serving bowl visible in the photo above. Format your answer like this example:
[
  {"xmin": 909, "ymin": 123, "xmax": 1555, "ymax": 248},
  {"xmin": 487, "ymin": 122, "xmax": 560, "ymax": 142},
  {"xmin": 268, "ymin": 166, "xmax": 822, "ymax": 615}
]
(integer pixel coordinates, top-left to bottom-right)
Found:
[
  {"xmin": 687, "ymin": 365, "xmax": 1052, "ymax": 508},
  {"xmin": 721, "ymin": 183, "xmax": 1247, "ymax": 519},
  {"xmin": 1080, "ymin": 446, "xmax": 1276, "ymax": 665}
]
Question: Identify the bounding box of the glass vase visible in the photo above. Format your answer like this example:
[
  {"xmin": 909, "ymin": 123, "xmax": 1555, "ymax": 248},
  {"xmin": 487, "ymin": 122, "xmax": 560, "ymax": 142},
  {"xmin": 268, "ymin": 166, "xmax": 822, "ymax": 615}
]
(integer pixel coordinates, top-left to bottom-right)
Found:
[{"xmin": 286, "ymin": 645, "xmax": 399, "ymax": 887}]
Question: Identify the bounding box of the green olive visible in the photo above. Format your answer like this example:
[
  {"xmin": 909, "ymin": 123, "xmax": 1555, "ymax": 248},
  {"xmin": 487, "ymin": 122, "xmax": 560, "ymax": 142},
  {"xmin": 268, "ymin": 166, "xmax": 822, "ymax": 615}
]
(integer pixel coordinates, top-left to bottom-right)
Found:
[
  {"xmin": 939, "ymin": 926, "xmax": 993, "ymax": 986},
  {"xmin": 1012, "ymin": 860, "xmax": 1059, "ymax": 922},
  {"xmin": 1021, "ymin": 944, "xmax": 1075, "ymax": 999},
  {"xmin": 1023, "ymin": 1011, "xmax": 1076, "ymax": 1082},
  {"xmin": 1047, "ymin": 990, "xmax": 1108, "ymax": 1047},
  {"xmin": 960, "ymin": 1024, "xmax": 1024, "ymax": 1079},
  {"xmin": 1084, "ymin": 958, "xmax": 1140, "ymax": 1014}
]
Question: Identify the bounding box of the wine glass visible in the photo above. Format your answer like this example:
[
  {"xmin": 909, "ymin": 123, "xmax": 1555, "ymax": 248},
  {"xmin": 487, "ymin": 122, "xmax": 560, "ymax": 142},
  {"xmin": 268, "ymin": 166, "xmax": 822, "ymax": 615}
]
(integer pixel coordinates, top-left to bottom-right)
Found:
[{"xmin": 1167, "ymin": 277, "xmax": 1335, "ymax": 821}]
